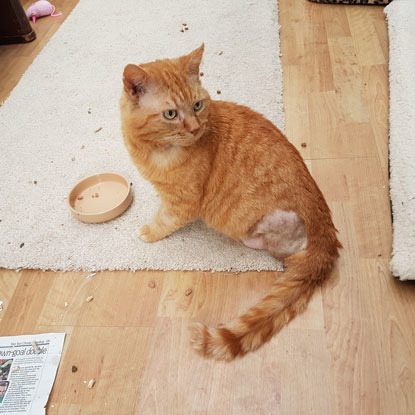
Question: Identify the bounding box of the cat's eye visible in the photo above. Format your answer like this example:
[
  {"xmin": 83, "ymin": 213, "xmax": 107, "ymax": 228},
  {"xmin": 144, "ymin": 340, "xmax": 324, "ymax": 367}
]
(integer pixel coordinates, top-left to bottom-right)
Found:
[
  {"xmin": 193, "ymin": 101, "xmax": 203, "ymax": 112},
  {"xmin": 163, "ymin": 109, "xmax": 177, "ymax": 120}
]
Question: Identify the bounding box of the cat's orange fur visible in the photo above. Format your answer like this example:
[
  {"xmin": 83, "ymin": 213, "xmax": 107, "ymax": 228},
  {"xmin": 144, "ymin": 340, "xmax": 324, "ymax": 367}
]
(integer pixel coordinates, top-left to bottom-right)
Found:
[{"xmin": 120, "ymin": 45, "xmax": 342, "ymax": 360}]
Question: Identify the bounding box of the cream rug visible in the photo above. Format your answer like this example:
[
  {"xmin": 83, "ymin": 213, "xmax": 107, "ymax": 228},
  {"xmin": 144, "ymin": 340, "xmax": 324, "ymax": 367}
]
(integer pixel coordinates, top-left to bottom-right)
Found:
[
  {"xmin": 385, "ymin": 0, "xmax": 415, "ymax": 280},
  {"xmin": 0, "ymin": 0, "xmax": 285, "ymax": 272}
]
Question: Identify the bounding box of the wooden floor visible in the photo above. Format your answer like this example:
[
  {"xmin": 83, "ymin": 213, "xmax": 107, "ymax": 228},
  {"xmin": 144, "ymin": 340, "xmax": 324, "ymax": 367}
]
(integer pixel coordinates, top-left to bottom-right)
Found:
[{"xmin": 1, "ymin": 0, "xmax": 414, "ymax": 413}]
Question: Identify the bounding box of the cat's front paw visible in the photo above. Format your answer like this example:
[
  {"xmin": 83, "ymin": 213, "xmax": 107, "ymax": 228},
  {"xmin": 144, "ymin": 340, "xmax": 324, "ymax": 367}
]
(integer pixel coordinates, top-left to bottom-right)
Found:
[{"xmin": 138, "ymin": 224, "xmax": 164, "ymax": 243}]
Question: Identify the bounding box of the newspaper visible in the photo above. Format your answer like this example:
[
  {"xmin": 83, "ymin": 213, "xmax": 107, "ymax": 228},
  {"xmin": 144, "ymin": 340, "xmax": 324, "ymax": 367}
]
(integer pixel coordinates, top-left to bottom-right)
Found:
[{"xmin": 0, "ymin": 333, "xmax": 65, "ymax": 415}]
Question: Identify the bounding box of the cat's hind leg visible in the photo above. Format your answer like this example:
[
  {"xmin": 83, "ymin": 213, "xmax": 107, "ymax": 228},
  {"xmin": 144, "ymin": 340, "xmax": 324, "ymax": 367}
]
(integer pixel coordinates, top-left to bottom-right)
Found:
[
  {"xmin": 242, "ymin": 236, "xmax": 267, "ymax": 250},
  {"xmin": 243, "ymin": 209, "xmax": 307, "ymax": 260}
]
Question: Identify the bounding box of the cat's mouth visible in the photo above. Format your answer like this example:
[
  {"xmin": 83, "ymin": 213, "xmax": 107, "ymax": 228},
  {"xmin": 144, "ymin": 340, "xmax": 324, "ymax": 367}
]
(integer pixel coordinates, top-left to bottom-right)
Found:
[
  {"xmin": 174, "ymin": 130, "xmax": 203, "ymax": 147},
  {"xmin": 177, "ymin": 135, "xmax": 200, "ymax": 147},
  {"xmin": 158, "ymin": 129, "xmax": 203, "ymax": 148}
]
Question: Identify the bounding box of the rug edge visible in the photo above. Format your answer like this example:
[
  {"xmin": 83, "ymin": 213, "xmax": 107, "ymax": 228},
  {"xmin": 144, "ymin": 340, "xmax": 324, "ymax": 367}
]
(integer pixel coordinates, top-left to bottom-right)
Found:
[{"xmin": 385, "ymin": 0, "xmax": 415, "ymax": 281}]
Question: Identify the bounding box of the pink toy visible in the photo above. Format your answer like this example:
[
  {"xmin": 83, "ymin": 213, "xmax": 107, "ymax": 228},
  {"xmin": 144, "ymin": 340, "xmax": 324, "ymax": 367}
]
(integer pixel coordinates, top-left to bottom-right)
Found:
[{"xmin": 26, "ymin": 1, "xmax": 62, "ymax": 24}]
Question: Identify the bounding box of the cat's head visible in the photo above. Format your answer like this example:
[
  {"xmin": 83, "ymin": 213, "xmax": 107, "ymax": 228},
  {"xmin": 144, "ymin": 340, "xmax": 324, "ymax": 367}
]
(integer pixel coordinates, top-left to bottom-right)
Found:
[{"xmin": 122, "ymin": 44, "xmax": 210, "ymax": 150}]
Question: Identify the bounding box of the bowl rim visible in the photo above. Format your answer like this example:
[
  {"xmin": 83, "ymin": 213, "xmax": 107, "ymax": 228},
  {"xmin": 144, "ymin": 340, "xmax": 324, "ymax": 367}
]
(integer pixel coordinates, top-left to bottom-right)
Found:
[{"xmin": 68, "ymin": 172, "xmax": 131, "ymax": 218}]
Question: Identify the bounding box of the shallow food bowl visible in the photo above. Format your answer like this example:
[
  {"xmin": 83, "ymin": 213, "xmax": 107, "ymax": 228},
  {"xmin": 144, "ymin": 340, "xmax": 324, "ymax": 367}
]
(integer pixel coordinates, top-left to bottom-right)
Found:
[{"xmin": 68, "ymin": 173, "xmax": 132, "ymax": 223}]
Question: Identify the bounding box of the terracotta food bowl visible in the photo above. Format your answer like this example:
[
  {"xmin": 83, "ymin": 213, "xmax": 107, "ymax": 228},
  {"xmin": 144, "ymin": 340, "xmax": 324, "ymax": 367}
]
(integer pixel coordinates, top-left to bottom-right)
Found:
[{"xmin": 68, "ymin": 173, "xmax": 132, "ymax": 223}]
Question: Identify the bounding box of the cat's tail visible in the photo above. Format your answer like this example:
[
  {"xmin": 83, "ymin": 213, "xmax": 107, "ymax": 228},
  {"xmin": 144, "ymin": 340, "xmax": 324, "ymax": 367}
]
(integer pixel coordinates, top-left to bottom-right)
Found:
[{"xmin": 189, "ymin": 237, "xmax": 341, "ymax": 361}]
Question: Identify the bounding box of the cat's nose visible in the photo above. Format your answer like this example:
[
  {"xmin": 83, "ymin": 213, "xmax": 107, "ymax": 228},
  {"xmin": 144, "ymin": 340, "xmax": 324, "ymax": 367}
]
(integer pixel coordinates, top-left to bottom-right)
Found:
[
  {"xmin": 184, "ymin": 118, "xmax": 200, "ymax": 136},
  {"xmin": 190, "ymin": 127, "xmax": 200, "ymax": 136}
]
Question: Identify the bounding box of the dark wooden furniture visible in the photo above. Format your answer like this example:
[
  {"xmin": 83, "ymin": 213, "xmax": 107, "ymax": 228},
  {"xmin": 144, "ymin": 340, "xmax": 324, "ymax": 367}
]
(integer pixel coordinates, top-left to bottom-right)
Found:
[{"xmin": 0, "ymin": 0, "xmax": 36, "ymax": 45}]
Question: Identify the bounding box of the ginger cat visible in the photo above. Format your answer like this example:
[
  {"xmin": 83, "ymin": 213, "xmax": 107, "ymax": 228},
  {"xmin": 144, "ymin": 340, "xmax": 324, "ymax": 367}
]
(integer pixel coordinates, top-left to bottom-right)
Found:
[{"xmin": 120, "ymin": 44, "xmax": 341, "ymax": 360}]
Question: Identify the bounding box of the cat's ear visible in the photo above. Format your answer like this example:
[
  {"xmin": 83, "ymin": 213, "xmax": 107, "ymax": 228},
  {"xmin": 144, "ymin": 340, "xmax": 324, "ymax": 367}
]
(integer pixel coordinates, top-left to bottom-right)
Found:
[
  {"xmin": 182, "ymin": 43, "xmax": 205, "ymax": 78},
  {"xmin": 123, "ymin": 64, "xmax": 149, "ymax": 101}
]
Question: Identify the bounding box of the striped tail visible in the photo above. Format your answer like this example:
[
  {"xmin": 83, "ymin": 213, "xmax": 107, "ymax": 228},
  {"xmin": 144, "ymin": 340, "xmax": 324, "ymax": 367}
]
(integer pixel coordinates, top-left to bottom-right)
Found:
[{"xmin": 189, "ymin": 240, "xmax": 340, "ymax": 360}]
